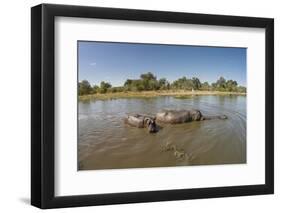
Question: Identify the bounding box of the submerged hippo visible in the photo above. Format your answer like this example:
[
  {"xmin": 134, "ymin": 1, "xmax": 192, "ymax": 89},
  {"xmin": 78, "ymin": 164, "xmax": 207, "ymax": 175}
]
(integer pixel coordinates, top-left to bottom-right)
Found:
[
  {"xmin": 124, "ymin": 114, "xmax": 158, "ymax": 133},
  {"xmin": 156, "ymin": 109, "xmax": 227, "ymax": 124}
]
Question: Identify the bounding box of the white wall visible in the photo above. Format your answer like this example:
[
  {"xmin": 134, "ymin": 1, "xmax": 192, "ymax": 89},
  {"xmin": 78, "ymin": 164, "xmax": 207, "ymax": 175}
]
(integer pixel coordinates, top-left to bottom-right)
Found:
[{"xmin": 0, "ymin": 0, "xmax": 279, "ymax": 212}]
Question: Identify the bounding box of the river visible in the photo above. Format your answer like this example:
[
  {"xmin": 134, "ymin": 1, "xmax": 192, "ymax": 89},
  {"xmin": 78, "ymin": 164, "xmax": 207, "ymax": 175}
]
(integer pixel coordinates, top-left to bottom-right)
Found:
[{"xmin": 78, "ymin": 95, "xmax": 246, "ymax": 170}]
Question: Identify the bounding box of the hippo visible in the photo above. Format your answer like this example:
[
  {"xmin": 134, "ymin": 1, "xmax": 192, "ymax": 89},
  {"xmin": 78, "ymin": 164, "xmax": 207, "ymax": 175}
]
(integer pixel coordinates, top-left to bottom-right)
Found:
[
  {"xmin": 124, "ymin": 114, "xmax": 158, "ymax": 133},
  {"xmin": 156, "ymin": 109, "xmax": 227, "ymax": 124}
]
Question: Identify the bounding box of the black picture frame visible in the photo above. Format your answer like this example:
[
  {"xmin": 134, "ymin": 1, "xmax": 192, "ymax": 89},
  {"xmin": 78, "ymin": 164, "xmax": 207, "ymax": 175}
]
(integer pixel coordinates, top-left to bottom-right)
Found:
[{"xmin": 31, "ymin": 3, "xmax": 274, "ymax": 209}]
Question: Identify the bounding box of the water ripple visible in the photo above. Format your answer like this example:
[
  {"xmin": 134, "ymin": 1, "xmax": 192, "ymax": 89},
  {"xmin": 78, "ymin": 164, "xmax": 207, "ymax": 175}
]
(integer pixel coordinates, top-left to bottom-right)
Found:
[{"xmin": 78, "ymin": 96, "xmax": 246, "ymax": 170}]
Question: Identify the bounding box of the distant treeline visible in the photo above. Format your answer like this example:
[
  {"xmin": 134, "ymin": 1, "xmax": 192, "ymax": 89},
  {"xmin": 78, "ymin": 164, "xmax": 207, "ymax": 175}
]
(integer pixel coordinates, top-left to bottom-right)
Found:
[{"xmin": 79, "ymin": 72, "xmax": 246, "ymax": 95}]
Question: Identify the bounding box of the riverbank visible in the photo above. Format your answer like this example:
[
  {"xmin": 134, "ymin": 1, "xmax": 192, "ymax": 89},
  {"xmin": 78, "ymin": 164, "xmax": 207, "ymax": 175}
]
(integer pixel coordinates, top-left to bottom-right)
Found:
[{"xmin": 79, "ymin": 90, "xmax": 246, "ymax": 101}]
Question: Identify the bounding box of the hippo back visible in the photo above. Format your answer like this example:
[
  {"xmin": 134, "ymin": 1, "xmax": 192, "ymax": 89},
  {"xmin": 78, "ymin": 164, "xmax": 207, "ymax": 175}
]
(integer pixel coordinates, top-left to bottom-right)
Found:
[
  {"xmin": 156, "ymin": 109, "xmax": 203, "ymax": 124},
  {"xmin": 124, "ymin": 114, "xmax": 144, "ymax": 128}
]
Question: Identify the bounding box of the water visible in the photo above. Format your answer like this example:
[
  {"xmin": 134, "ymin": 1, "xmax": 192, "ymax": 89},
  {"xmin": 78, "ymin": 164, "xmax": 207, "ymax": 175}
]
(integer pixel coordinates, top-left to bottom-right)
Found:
[{"xmin": 78, "ymin": 95, "xmax": 246, "ymax": 170}]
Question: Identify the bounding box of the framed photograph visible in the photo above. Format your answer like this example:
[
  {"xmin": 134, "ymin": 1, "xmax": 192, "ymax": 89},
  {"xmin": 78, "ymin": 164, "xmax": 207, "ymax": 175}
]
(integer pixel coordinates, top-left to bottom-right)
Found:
[{"xmin": 31, "ymin": 3, "xmax": 274, "ymax": 209}]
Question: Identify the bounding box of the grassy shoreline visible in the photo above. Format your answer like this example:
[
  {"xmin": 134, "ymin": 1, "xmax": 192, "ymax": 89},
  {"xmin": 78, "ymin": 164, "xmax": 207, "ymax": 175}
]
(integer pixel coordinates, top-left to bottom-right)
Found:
[{"xmin": 79, "ymin": 90, "xmax": 246, "ymax": 101}]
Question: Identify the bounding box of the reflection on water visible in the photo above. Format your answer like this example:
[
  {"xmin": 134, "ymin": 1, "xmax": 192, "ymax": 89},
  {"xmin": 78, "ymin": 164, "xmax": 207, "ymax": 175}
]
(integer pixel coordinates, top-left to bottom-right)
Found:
[{"xmin": 78, "ymin": 96, "xmax": 246, "ymax": 170}]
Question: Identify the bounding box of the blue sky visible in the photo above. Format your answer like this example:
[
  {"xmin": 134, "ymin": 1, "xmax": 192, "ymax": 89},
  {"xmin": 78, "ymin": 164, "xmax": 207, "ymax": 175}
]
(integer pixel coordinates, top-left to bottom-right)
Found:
[{"xmin": 78, "ymin": 41, "xmax": 246, "ymax": 87}]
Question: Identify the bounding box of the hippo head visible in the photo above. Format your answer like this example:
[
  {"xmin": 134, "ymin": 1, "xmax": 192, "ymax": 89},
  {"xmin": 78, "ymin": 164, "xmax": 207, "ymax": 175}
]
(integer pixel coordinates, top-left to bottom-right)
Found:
[
  {"xmin": 145, "ymin": 117, "xmax": 157, "ymax": 133},
  {"xmin": 191, "ymin": 109, "xmax": 203, "ymax": 121}
]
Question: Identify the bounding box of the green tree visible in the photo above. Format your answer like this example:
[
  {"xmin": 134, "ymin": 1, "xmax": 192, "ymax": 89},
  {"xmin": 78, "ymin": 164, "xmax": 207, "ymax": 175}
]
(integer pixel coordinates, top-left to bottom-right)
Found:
[
  {"xmin": 124, "ymin": 79, "xmax": 144, "ymax": 91},
  {"xmin": 226, "ymin": 80, "xmax": 238, "ymax": 91},
  {"xmin": 139, "ymin": 72, "xmax": 158, "ymax": 90},
  {"xmin": 124, "ymin": 79, "xmax": 133, "ymax": 91},
  {"xmin": 216, "ymin": 77, "xmax": 226, "ymax": 90},
  {"xmin": 79, "ymin": 80, "xmax": 92, "ymax": 95},
  {"xmin": 158, "ymin": 78, "xmax": 169, "ymax": 90},
  {"xmin": 237, "ymin": 86, "xmax": 246, "ymax": 93},
  {"xmin": 99, "ymin": 81, "xmax": 112, "ymax": 93},
  {"xmin": 171, "ymin": 77, "xmax": 193, "ymax": 90},
  {"xmin": 140, "ymin": 72, "xmax": 157, "ymax": 81},
  {"xmin": 132, "ymin": 80, "xmax": 145, "ymax": 91},
  {"xmin": 192, "ymin": 77, "xmax": 201, "ymax": 90},
  {"xmin": 211, "ymin": 82, "xmax": 217, "ymax": 90},
  {"xmin": 201, "ymin": 81, "xmax": 210, "ymax": 91},
  {"xmin": 78, "ymin": 73, "xmax": 247, "ymax": 96},
  {"xmin": 109, "ymin": 86, "xmax": 124, "ymax": 93},
  {"xmin": 92, "ymin": 85, "xmax": 99, "ymax": 94}
]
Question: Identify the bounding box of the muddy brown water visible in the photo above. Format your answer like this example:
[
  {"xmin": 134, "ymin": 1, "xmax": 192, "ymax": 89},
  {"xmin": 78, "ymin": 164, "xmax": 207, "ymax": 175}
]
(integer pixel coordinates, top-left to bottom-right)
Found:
[{"xmin": 78, "ymin": 95, "xmax": 246, "ymax": 170}]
